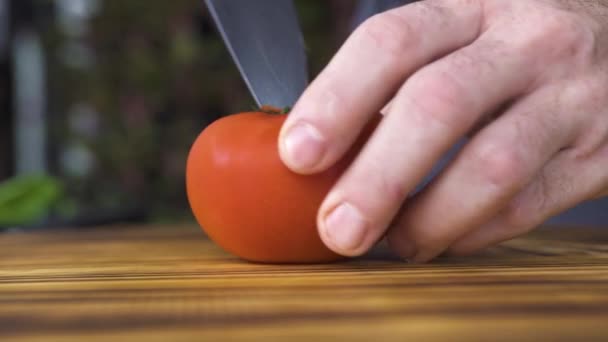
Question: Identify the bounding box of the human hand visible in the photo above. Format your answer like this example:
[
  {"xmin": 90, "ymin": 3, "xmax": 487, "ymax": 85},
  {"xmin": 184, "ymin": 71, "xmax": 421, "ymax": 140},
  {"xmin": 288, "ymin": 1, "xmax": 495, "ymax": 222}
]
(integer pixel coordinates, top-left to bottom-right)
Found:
[{"xmin": 278, "ymin": 0, "xmax": 608, "ymax": 262}]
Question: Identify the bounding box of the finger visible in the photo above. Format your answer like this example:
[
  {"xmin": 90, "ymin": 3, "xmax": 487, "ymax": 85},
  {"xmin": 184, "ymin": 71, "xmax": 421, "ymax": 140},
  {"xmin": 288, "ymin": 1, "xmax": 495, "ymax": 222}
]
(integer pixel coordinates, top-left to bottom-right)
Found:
[
  {"xmin": 448, "ymin": 142, "xmax": 608, "ymax": 256},
  {"xmin": 387, "ymin": 83, "xmax": 581, "ymax": 262},
  {"xmin": 279, "ymin": 0, "xmax": 483, "ymax": 174},
  {"xmin": 318, "ymin": 33, "xmax": 536, "ymax": 257}
]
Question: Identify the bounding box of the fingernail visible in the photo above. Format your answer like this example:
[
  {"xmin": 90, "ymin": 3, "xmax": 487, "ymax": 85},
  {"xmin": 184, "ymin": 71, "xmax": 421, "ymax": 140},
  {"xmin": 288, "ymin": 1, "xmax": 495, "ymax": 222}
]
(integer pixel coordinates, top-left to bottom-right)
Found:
[
  {"xmin": 282, "ymin": 122, "xmax": 325, "ymax": 170},
  {"xmin": 323, "ymin": 202, "xmax": 367, "ymax": 253}
]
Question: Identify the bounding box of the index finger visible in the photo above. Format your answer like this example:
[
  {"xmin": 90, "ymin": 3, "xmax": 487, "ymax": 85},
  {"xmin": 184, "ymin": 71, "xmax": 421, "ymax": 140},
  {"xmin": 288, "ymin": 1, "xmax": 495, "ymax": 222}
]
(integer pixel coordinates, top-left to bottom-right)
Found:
[{"xmin": 279, "ymin": 0, "xmax": 483, "ymax": 174}]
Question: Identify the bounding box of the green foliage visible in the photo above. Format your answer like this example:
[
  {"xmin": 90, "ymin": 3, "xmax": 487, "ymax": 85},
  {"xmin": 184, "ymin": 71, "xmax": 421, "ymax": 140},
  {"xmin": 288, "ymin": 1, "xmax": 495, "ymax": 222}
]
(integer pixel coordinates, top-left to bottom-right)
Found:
[{"xmin": 0, "ymin": 175, "xmax": 63, "ymax": 226}]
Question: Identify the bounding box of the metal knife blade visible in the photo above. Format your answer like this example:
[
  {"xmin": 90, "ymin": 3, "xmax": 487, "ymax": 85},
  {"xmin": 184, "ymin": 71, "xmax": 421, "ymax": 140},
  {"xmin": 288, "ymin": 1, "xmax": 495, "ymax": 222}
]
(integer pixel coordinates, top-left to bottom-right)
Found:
[{"xmin": 204, "ymin": 0, "xmax": 308, "ymax": 108}]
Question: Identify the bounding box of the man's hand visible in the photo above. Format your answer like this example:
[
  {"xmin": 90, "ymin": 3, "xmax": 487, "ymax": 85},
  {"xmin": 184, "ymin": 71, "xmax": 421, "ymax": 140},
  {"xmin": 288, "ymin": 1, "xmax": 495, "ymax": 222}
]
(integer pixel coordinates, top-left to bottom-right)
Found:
[{"xmin": 277, "ymin": 0, "xmax": 608, "ymax": 262}]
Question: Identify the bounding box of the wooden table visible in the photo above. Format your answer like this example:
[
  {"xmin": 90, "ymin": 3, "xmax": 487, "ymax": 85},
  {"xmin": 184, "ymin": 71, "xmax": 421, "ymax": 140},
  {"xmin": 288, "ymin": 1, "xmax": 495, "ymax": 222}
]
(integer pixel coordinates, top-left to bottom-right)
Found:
[{"xmin": 1, "ymin": 224, "xmax": 607, "ymax": 341}]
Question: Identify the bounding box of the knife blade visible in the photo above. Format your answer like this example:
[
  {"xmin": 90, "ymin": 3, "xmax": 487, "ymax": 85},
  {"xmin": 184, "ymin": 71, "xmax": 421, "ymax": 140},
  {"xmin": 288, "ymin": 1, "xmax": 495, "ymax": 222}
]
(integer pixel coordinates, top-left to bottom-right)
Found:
[{"xmin": 204, "ymin": 0, "xmax": 308, "ymax": 108}]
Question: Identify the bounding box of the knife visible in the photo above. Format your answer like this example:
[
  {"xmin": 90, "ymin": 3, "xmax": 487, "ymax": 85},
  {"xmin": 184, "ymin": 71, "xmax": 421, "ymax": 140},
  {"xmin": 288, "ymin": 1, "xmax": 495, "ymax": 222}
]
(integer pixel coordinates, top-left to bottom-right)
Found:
[
  {"xmin": 203, "ymin": 0, "xmax": 415, "ymax": 108},
  {"xmin": 204, "ymin": 0, "xmax": 308, "ymax": 109}
]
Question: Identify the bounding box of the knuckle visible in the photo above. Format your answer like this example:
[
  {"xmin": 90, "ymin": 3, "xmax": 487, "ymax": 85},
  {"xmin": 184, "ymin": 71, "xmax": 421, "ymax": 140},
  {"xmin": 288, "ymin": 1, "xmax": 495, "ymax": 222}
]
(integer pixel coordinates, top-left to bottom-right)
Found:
[
  {"xmin": 378, "ymin": 176, "xmax": 409, "ymax": 205},
  {"xmin": 356, "ymin": 11, "xmax": 417, "ymax": 58},
  {"xmin": 519, "ymin": 12, "xmax": 594, "ymax": 64},
  {"xmin": 538, "ymin": 12, "xmax": 573, "ymax": 37},
  {"xmin": 501, "ymin": 200, "xmax": 534, "ymax": 232},
  {"xmin": 470, "ymin": 144, "xmax": 526, "ymax": 192},
  {"xmin": 550, "ymin": 15, "xmax": 593, "ymax": 60},
  {"xmin": 566, "ymin": 21, "xmax": 595, "ymax": 62},
  {"xmin": 406, "ymin": 70, "xmax": 473, "ymax": 129},
  {"xmin": 501, "ymin": 173, "xmax": 550, "ymax": 231}
]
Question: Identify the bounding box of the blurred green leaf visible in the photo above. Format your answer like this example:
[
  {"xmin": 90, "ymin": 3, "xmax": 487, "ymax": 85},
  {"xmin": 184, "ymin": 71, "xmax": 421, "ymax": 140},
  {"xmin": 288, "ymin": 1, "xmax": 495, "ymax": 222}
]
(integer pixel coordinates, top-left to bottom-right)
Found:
[{"xmin": 0, "ymin": 175, "xmax": 63, "ymax": 226}]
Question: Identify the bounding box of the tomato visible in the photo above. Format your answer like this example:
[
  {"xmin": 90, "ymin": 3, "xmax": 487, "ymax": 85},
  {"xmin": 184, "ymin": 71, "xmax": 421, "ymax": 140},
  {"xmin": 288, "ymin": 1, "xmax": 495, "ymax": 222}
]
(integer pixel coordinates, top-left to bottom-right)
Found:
[{"xmin": 186, "ymin": 107, "xmax": 376, "ymax": 263}]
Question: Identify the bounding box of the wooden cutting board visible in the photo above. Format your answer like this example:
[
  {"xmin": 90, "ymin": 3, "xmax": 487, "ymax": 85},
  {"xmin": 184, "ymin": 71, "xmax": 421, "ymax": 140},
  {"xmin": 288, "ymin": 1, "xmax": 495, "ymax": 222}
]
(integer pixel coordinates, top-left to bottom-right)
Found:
[{"xmin": 1, "ymin": 224, "xmax": 607, "ymax": 341}]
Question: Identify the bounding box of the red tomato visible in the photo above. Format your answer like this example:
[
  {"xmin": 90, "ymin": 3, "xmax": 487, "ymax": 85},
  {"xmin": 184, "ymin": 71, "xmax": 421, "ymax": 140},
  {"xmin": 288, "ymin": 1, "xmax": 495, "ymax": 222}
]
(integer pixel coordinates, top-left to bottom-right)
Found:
[{"xmin": 186, "ymin": 107, "xmax": 376, "ymax": 263}]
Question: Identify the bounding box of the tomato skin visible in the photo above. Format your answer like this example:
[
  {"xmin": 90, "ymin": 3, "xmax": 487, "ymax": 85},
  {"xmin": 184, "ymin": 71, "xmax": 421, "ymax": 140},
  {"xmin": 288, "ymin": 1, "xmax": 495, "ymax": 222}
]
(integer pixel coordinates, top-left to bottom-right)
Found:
[{"xmin": 186, "ymin": 111, "xmax": 375, "ymax": 263}]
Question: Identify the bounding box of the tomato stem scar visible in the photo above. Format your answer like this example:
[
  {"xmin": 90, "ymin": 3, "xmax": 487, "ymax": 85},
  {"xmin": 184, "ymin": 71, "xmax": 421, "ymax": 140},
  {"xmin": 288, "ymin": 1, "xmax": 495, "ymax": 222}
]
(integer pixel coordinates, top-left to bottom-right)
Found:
[{"xmin": 258, "ymin": 105, "xmax": 290, "ymax": 115}]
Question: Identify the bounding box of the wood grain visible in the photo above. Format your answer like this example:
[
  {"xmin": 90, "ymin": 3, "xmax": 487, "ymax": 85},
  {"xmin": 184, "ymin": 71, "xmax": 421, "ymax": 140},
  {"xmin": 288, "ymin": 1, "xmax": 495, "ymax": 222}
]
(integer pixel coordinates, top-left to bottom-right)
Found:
[{"xmin": 1, "ymin": 224, "xmax": 607, "ymax": 341}]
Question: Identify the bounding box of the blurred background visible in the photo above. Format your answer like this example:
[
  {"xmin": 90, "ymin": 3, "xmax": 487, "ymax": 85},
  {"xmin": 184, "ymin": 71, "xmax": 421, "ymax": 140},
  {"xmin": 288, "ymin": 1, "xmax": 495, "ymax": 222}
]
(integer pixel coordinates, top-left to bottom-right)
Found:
[
  {"xmin": 1, "ymin": 0, "xmax": 606, "ymax": 229},
  {"xmin": 0, "ymin": 0, "xmax": 359, "ymax": 229}
]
